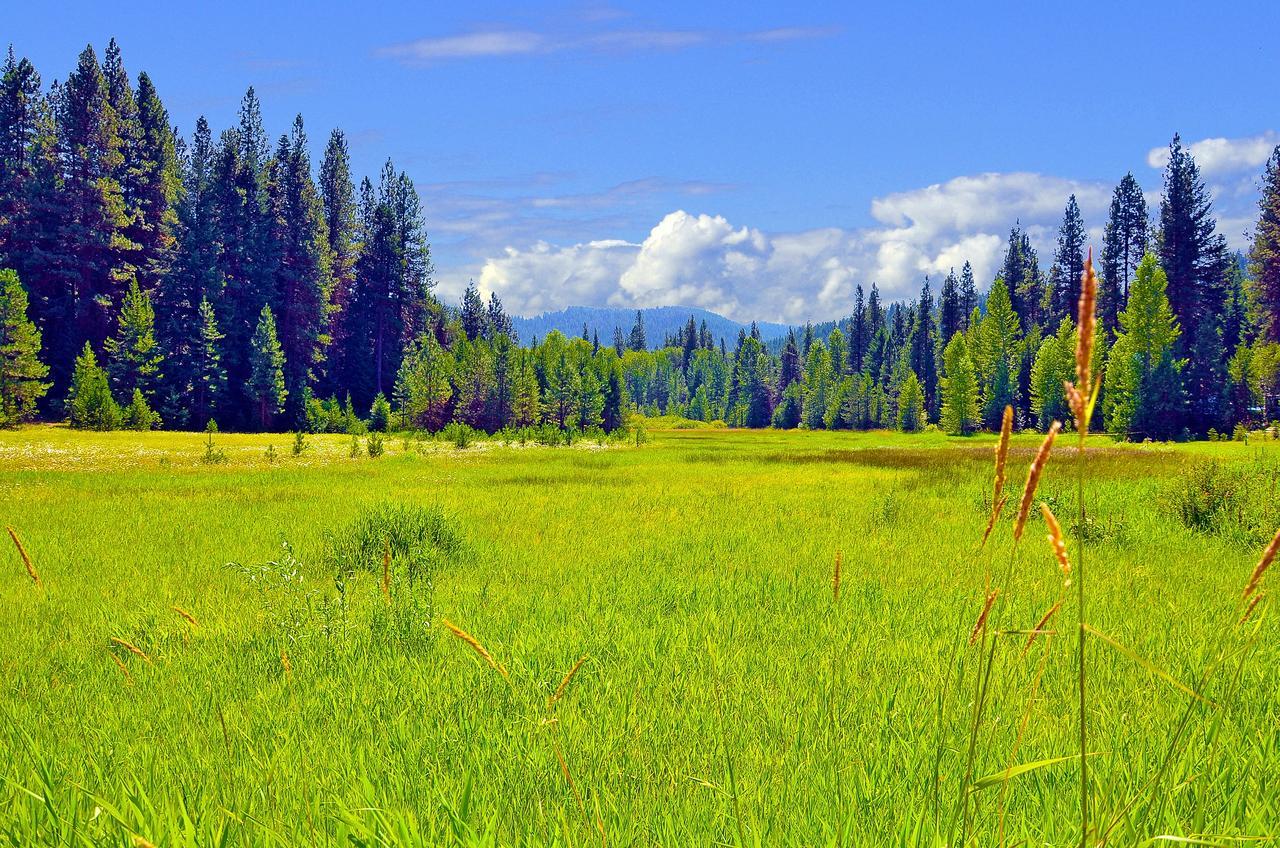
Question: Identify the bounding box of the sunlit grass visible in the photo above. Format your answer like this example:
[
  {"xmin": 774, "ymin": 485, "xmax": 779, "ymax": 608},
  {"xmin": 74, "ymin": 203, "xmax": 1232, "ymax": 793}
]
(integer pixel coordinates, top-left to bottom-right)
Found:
[{"xmin": 0, "ymin": 424, "xmax": 1276, "ymax": 845}]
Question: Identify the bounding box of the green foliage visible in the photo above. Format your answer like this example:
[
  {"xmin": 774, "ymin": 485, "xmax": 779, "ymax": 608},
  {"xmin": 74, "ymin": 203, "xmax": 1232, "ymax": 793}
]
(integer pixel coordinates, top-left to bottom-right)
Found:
[
  {"xmin": 67, "ymin": 343, "xmax": 122, "ymax": 430},
  {"xmin": 292, "ymin": 430, "xmax": 308, "ymax": 456},
  {"xmin": 368, "ymin": 392, "xmax": 391, "ymax": 432},
  {"xmin": 248, "ymin": 305, "xmax": 287, "ymax": 430},
  {"xmin": 105, "ymin": 279, "xmax": 162, "ymax": 402},
  {"xmin": 366, "ymin": 430, "xmax": 384, "ymax": 458},
  {"xmin": 1105, "ymin": 254, "xmax": 1184, "ymax": 439},
  {"xmin": 895, "ymin": 369, "xmax": 926, "ymax": 432},
  {"xmin": 1029, "ymin": 318, "xmax": 1074, "ymax": 430},
  {"xmin": 940, "ymin": 332, "xmax": 979, "ymax": 435},
  {"xmin": 0, "ymin": 269, "xmax": 49, "ymax": 426},
  {"xmin": 443, "ymin": 421, "xmax": 475, "ymax": 449},
  {"xmin": 122, "ymin": 387, "xmax": 161, "ymax": 430}
]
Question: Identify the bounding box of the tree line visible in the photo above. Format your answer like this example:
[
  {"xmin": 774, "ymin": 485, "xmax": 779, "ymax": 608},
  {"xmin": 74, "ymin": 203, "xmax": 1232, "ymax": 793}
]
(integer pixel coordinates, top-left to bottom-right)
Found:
[{"xmin": 5, "ymin": 41, "xmax": 1280, "ymax": 439}]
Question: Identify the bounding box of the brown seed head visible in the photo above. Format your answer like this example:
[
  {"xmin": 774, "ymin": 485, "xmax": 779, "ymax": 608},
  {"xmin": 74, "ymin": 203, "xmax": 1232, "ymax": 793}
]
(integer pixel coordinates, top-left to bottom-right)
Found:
[
  {"xmin": 832, "ymin": 549, "xmax": 842, "ymax": 602},
  {"xmin": 7, "ymin": 526, "xmax": 41, "ymax": 588},
  {"xmin": 969, "ymin": 588, "xmax": 1000, "ymax": 645},
  {"xmin": 1040, "ymin": 503, "xmax": 1070, "ymax": 578},
  {"xmin": 1014, "ymin": 422, "xmax": 1061, "ymax": 542},
  {"xmin": 442, "ymin": 618, "xmax": 509, "ymax": 680},
  {"xmin": 1239, "ymin": 591, "xmax": 1265, "ymax": 625},
  {"xmin": 549, "ymin": 654, "xmax": 589, "ymax": 708},
  {"xmin": 281, "ymin": 649, "xmax": 292, "ymax": 678},
  {"xmin": 172, "ymin": 605, "xmax": 198, "ymax": 628},
  {"xmin": 1244, "ymin": 526, "xmax": 1280, "ymax": 601},
  {"xmin": 109, "ymin": 651, "xmax": 133, "ymax": 684},
  {"xmin": 982, "ymin": 406, "xmax": 1014, "ymax": 547},
  {"xmin": 1022, "ymin": 600, "xmax": 1063, "ymax": 656},
  {"xmin": 111, "ymin": 637, "xmax": 152, "ymax": 665}
]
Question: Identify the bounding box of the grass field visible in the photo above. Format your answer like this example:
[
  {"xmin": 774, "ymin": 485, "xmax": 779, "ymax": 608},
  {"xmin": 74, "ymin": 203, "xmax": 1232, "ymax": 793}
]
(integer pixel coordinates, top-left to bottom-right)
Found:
[{"xmin": 0, "ymin": 424, "xmax": 1277, "ymax": 846}]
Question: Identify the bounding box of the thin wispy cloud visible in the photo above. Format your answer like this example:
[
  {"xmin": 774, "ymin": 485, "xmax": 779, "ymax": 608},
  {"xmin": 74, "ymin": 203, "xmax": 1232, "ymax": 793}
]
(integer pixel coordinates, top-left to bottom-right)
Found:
[{"xmin": 377, "ymin": 24, "xmax": 837, "ymax": 64}]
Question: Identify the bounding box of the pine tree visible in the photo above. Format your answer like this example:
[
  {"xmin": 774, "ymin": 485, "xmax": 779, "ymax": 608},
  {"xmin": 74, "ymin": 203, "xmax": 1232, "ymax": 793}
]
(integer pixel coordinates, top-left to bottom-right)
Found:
[
  {"xmin": 939, "ymin": 269, "xmax": 962, "ymax": 348},
  {"xmin": 67, "ymin": 342, "xmax": 120, "ymax": 430},
  {"xmin": 131, "ymin": 71, "xmax": 180, "ymax": 292},
  {"xmin": 1158, "ymin": 135, "xmax": 1228, "ymax": 434},
  {"xmin": 940, "ymin": 332, "xmax": 978, "ymax": 435},
  {"xmin": 395, "ymin": 332, "xmax": 454, "ymax": 430},
  {"xmin": 976, "ymin": 277, "xmax": 1021, "ymax": 428},
  {"xmin": 628, "ymin": 310, "xmax": 646, "ymax": 351},
  {"xmin": 850, "ymin": 284, "xmax": 868, "ymax": 373},
  {"xmin": 268, "ymin": 116, "xmax": 333, "ymax": 426},
  {"xmin": 0, "ymin": 268, "xmax": 49, "ymax": 425},
  {"xmin": 959, "ymin": 261, "xmax": 978, "ymax": 326},
  {"xmin": 0, "ymin": 49, "xmax": 42, "ymax": 269},
  {"xmin": 1250, "ymin": 145, "xmax": 1280, "ymax": 343},
  {"xmin": 248, "ymin": 304, "xmax": 287, "ymax": 430},
  {"xmin": 319, "ymin": 128, "xmax": 358, "ymax": 394},
  {"xmin": 54, "ymin": 45, "xmax": 131, "ymax": 391},
  {"xmin": 908, "ymin": 277, "xmax": 938, "ymax": 418},
  {"xmin": 461, "ymin": 281, "xmax": 485, "ymax": 341},
  {"xmin": 1100, "ymin": 173, "xmax": 1149, "ymax": 337},
  {"xmin": 1105, "ymin": 254, "xmax": 1183, "ymax": 439},
  {"xmin": 896, "ymin": 370, "xmax": 926, "ymax": 432},
  {"xmin": 191, "ymin": 297, "xmax": 224, "ymax": 429},
  {"xmin": 104, "ymin": 279, "xmax": 161, "ymax": 402},
  {"xmin": 778, "ymin": 329, "xmax": 801, "ymax": 390},
  {"xmin": 486, "ymin": 292, "xmax": 514, "ymax": 341},
  {"xmin": 1030, "ymin": 317, "xmax": 1075, "ymax": 430},
  {"xmin": 802, "ymin": 341, "xmax": 832, "ymax": 429},
  {"xmin": 1049, "ymin": 195, "xmax": 1086, "ymax": 326}
]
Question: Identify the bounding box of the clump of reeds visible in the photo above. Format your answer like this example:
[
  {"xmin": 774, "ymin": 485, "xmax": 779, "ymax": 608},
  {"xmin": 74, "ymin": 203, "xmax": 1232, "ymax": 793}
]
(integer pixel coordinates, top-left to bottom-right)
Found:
[{"xmin": 7, "ymin": 526, "xmax": 41, "ymax": 588}]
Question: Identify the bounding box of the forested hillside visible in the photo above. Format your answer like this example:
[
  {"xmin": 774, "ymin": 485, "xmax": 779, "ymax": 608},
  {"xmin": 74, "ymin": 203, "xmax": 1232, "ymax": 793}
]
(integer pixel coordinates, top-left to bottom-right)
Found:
[{"xmin": 4, "ymin": 41, "xmax": 1280, "ymax": 438}]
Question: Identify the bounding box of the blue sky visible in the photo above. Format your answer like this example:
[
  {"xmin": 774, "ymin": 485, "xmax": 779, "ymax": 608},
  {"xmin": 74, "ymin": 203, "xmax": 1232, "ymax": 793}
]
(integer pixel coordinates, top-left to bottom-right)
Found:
[{"xmin": 7, "ymin": 1, "xmax": 1279, "ymax": 321}]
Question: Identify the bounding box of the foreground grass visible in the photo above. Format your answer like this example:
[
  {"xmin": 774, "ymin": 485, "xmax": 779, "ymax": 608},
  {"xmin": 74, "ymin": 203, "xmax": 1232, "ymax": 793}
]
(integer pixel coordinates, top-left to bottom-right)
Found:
[{"xmin": 0, "ymin": 425, "xmax": 1276, "ymax": 846}]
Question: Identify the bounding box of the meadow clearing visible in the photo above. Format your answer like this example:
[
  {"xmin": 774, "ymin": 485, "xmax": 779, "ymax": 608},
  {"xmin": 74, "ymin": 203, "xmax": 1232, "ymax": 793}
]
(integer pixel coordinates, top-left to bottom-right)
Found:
[{"xmin": 0, "ymin": 423, "xmax": 1277, "ymax": 846}]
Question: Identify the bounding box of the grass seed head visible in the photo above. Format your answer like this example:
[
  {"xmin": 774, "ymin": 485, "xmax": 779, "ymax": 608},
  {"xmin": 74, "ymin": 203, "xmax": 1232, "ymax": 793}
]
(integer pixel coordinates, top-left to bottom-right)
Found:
[
  {"xmin": 111, "ymin": 637, "xmax": 152, "ymax": 665},
  {"xmin": 981, "ymin": 406, "xmax": 1014, "ymax": 547},
  {"xmin": 442, "ymin": 618, "xmax": 509, "ymax": 680},
  {"xmin": 172, "ymin": 605, "xmax": 198, "ymax": 627},
  {"xmin": 1244, "ymin": 526, "xmax": 1280, "ymax": 601},
  {"xmin": 1023, "ymin": 600, "xmax": 1063, "ymax": 656},
  {"xmin": 969, "ymin": 588, "xmax": 1000, "ymax": 644},
  {"xmin": 1239, "ymin": 591, "xmax": 1265, "ymax": 625},
  {"xmin": 1040, "ymin": 503, "xmax": 1070, "ymax": 580},
  {"xmin": 549, "ymin": 654, "xmax": 589, "ymax": 708},
  {"xmin": 109, "ymin": 651, "xmax": 133, "ymax": 684},
  {"xmin": 1014, "ymin": 422, "xmax": 1061, "ymax": 542},
  {"xmin": 832, "ymin": 549, "xmax": 842, "ymax": 602},
  {"xmin": 7, "ymin": 526, "xmax": 41, "ymax": 588}
]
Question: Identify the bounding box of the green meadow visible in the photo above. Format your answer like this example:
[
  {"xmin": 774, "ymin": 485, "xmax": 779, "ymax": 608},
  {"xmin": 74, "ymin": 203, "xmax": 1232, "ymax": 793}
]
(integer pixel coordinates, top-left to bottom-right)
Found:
[{"xmin": 0, "ymin": 424, "xmax": 1276, "ymax": 846}]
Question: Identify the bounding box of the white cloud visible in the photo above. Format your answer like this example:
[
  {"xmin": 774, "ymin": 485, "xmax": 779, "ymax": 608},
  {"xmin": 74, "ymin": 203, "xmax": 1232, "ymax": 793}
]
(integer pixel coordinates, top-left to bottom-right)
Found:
[
  {"xmin": 1146, "ymin": 132, "xmax": 1279, "ymax": 177},
  {"xmin": 448, "ymin": 133, "xmax": 1275, "ymax": 323},
  {"xmin": 378, "ymin": 26, "xmax": 835, "ymax": 64},
  {"xmin": 474, "ymin": 171, "xmax": 1111, "ymax": 324}
]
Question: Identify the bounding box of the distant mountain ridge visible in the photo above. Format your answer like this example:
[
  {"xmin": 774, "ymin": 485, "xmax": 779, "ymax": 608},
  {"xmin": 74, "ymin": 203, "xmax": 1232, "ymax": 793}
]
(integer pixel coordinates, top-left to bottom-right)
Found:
[{"xmin": 510, "ymin": 305, "xmax": 792, "ymax": 350}]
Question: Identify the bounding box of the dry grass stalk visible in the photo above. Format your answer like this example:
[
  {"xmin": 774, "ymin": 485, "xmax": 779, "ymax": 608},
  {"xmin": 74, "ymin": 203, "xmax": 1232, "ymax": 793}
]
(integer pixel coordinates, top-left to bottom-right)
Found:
[
  {"xmin": 1239, "ymin": 591, "xmax": 1264, "ymax": 625},
  {"xmin": 832, "ymin": 549, "xmax": 842, "ymax": 602},
  {"xmin": 1243, "ymin": 526, "xmax": 1280, "ymax": 601},
  {"xmin": 7, "ymin": 526, "xmax": 41, "ymax": 588},
  {"xmin": 1014, "ymin": 422, "xmax": 1061, "ymax": 541},
  {"xmin": 982, "ymin": 406, "xmax": 1015, "ymax": 546},
  {"xmin": 111, "ymin": 637, "xmax": 152, "ymax": 665},
  {"xmin": 109, "ymin": 651, "xmax": 133, "ymax": 684},
  {"xmin": 1067, "ymin": 250, "xmax": 1101, "ymax": 430},
  {"xmin": 442, "ymin": 618, "xmax": 509, "ymax": 680},
  {"xmin": 281, "ymin": 649, "xmax": 292, "ymax": 678},
  {"xmin": 1023, "ymin": 600, "xmax": 1063, "ymax": 656},
  {"xmin": 969, "ymin": 589, "xmax": 999, "ymax": 645},
  {"xmin": 550, "ymin": 655, "xmax": 589, "ymax": 708},
  {"xmin": 1040, "ymin": 503, "xmax": 1071, "ymax": 581},
  {"xmin": 381, "ymin": 539, "xmax": 392, "ymax": 606},
  {"xmin": 172, "ymin": 605, "xmax": 198, "ymax": 627}
]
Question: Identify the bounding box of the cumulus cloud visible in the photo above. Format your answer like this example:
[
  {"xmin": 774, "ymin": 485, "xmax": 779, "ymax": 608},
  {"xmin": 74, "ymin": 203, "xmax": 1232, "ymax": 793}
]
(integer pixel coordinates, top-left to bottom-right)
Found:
[
  {"xmin": 1146, "ymin": 132, "xmax": 1279, "ymax": 177},
  {"xmin": 377, "ymin": 25, "xmax": 835, "ymax": 64},
  {"xmin": 472, "ymin": 173, "xmax": 1114, "ymax": 323},
  {"xmin": 446, "ymin": 132, "xmax": 1275, "ymax": 323}
]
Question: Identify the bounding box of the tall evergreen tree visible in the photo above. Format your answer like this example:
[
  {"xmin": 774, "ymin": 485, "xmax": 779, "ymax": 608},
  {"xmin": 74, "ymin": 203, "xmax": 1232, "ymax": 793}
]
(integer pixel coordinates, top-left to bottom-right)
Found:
[
  {"xmin": 247, "ymin": 303, "xmax": 286, "ymax": 430},
  {"xmin": 778, "ymin": 328, "xmax": 801, "ymax": 390},
  {"xmin": 628, "ymin": 310, "xmax": 646, "ymax": 351},
  {"xmin": 849, "ymin": 284, "xmax": 868, "ymax": 373},
  {"xmin": 460, "ymin": 281, "xmax": 485, "ymax": 341},
  {"xmin": 1249, "ymin": 145, "xmax": 1280, "ymax": 343},
  {"xmin": 191, "ymin": 297, "xmax": 224, "ymax": 429},
  {"xmin": 0, "ymin": 268, "xmax": 48, "ymax": 425},
  {"xmin": 319, "ymin": 128, "xmax": 358, "ymax": 393},
  {"xmin": 959, "ymin": 261, "xmax": 978, "ymax": 326},
  {"xmin": 486, "ymin": 291, "xmax": 514, "ymax": 341},
  {"xmin": 268, "ymin": 116, "xmax": 332, "ymax": 425},
  {"xmin": 908, "ymin": 277, "xmax": 938, "ymax": 418},
  {"xmin": 1049, "ymin": 195, "xmax": 1086, "ymax": 326},
  {"xmin": 1158, "ymin": 134, "xmax": 1228, "ymax": 434},
  {"xmin": 1105, "ymin": 253, "xmax": 1183, "ymax": 439},
  {"xmin": 1100, "ymin": 173, "xmax": 1149, "ymax": 337},
  {"xmin": 939, "ymin": 332, "xmax": 978, "ymax": 435},
  {"xmin": 104, "ymin": 279, "xmax": 161, "ymax": 402},
  {"xmin": 939, "ymin": 269, "xmax": 962, "ymax": 348}
]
